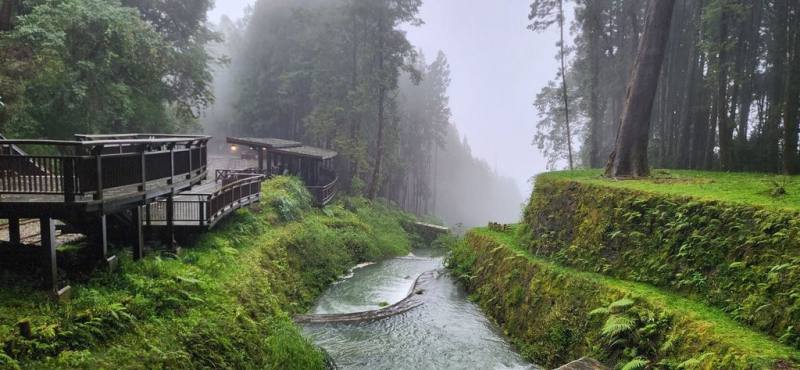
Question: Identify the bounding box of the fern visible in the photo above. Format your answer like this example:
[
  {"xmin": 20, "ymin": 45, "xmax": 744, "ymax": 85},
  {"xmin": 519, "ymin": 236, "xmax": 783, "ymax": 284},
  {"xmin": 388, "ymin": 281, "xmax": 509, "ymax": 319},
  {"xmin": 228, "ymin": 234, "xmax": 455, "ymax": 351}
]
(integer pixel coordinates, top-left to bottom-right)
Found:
[
  {"xmin": 589, "ymin": 307, "xmax": 610, "ymax": 316},
  {"xmin": 602, "ymin": 314, "xmax": 636, "ymax": 337},
  {"xmin": 621, "ymin": 357, "xmax": 649, "ymax": 370},
  {"xmin": 609, "ymin": 298, "xmax": 635, "ymax": 312}
]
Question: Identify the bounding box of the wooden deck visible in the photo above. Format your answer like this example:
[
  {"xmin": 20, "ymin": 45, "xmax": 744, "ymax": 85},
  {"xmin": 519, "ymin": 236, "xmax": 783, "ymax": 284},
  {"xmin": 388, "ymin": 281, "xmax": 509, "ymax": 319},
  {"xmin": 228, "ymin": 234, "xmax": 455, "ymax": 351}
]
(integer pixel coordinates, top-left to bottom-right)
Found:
[
  {"xmin": 0, "ymin": 134, "xmax": 220, "ymax": 297},
  {"xmin": 1, "ymin": 134, "xmax": 335, "ymax": 299}
]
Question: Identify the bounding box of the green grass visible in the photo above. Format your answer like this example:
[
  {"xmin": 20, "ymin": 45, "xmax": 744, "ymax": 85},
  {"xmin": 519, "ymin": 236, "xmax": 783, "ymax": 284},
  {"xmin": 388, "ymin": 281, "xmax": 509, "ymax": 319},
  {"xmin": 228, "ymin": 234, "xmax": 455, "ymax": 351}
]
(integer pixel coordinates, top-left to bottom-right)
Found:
[
  {"xmin": 0, "ymin": 176, "xmax": 417, "ymax": 369},
  {"xmin": 542, "ymin": 169, "xmax": 800, "ymax": 211},
  {"xmin": 473, "ymin": 227, "xmax": 800, "ymax": 361}
]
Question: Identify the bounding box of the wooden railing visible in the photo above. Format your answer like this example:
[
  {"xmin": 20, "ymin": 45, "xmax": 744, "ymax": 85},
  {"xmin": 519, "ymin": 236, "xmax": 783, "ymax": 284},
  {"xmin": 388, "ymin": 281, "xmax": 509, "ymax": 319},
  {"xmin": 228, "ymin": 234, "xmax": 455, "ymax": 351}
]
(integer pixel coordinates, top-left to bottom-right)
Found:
[
  {"xmin": 0, "ymin": 136, "xmax": 209, "ymax": 201},
  {"xmin": 307, "ymin": 168, "xmax": 338, "ymax": 206},
  {"xmin": 147, "ymin": 173, "xmax": 265, "ymax": 228}
]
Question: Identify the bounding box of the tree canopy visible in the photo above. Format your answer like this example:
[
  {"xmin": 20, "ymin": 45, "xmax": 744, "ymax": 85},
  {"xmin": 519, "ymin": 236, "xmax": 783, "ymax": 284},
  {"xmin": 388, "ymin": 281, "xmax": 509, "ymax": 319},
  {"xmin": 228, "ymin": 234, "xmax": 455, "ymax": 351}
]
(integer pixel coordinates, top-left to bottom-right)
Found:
[{"xmin": 0, "ymin": 0, "xmax": 217, "ymax": 138}]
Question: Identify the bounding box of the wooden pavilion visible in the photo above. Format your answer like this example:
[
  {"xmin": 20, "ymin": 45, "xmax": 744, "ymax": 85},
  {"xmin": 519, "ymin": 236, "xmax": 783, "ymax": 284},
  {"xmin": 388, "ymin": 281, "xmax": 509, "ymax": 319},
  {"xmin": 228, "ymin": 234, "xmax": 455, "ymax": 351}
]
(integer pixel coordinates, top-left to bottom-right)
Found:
[{"xmin": 226, "ymin": 137, "xmax": 338, "ymax": 205}]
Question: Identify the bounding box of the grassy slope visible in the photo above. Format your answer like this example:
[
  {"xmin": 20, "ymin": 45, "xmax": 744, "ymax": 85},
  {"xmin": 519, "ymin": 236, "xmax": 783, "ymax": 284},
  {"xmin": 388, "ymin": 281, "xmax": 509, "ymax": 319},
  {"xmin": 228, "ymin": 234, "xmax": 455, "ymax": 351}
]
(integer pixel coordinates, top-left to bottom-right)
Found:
[
  {"xmin": 449, "ymin": 227, "xmax": 800, "ymax": 368},
  {"xmin": 0, "ymin": 177, "xmax": 416, "ymax": 369},
  {"xmin": 524, "ymin": 170, "xmax": 800, "ymax": 347},
  {"xmin": 543, "ymin": 169, "xmax": 799, "ymax": 211}
]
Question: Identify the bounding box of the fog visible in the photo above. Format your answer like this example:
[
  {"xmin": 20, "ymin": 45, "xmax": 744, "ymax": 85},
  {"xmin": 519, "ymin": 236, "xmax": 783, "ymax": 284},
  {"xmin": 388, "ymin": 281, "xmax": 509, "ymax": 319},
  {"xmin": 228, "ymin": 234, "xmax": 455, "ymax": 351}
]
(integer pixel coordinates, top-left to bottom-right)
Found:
[{"xmin": 204, "ymin": 0, "xmax": 565, "ymax": 227}]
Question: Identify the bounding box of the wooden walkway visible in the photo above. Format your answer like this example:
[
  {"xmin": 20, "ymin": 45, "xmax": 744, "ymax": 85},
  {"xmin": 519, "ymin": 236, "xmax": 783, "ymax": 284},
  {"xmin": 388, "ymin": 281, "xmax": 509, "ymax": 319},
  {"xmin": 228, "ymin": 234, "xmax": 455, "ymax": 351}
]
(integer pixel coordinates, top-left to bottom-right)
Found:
[
  {"xmin": 0, "ymin": 134, "xmax": 267, "ymax": 298},
  {"xmin": 1, "ymin": 134, "xmax": 339, "ymax": 299}
]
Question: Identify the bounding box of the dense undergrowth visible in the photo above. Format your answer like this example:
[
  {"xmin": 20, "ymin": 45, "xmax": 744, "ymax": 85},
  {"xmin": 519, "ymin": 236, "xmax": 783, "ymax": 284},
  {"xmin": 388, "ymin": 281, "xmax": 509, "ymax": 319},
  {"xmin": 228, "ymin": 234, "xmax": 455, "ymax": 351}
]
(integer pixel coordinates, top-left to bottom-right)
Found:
[
  {"xmin": 522, "ymin": 171, "xmax": 800, "ymax": 349},
  {"xmin": 448, "ymin": 228, "xmax": 800, "ymax": 369},
  {"xmin": 0, "ymin": 176, "xmax": 416, "ymax": 369}
]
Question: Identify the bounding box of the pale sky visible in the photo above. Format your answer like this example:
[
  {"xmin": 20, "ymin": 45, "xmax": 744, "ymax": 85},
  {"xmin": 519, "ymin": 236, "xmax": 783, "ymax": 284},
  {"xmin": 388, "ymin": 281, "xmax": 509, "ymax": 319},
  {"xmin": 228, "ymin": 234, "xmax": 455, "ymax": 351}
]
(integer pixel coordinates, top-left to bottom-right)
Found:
[{"xmin": 208, "ymin": 1, "xmax": 561, "ymax": 195}]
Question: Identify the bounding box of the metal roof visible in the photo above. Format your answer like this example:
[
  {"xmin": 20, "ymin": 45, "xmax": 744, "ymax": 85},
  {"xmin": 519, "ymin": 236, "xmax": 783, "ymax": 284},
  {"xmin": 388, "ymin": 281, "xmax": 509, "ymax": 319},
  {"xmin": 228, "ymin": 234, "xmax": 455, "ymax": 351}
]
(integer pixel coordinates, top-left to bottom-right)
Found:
[
  {"xmin": 226, "ymin": 137, "xmax": 302, "ymax": 149},
  {"xmin": 273, "ymin": 145, "xmax": 338, "ymax": 160}
]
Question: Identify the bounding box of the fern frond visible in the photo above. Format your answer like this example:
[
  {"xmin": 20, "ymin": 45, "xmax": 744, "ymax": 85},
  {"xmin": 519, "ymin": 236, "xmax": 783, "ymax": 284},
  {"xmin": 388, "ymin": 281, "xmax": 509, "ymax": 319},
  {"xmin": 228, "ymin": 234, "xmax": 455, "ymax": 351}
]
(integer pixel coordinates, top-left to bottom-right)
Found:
[
  {"xmin": 601, "ymin": 314, "xmax": 635, "ymax": 337},
  {"xmin": 621, "ymin": 357, "xmax": 649, "ymax": 370},
  {"xmin": 588, "ymin": 307, "xmax": 610, "ymax": 316},
  {"xmin": 609, "ymin": 298, "xmax": 635, "ymax": 312}
]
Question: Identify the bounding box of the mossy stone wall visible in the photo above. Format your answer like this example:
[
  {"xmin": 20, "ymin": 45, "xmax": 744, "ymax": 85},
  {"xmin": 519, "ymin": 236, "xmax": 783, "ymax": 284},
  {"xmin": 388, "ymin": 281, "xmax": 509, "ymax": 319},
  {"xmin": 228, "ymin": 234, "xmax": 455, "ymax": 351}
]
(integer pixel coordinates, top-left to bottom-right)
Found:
[
  {"xmin": 521, "ymin": 175, "xmax": 800, "ymax": 348},
  {"xmin": 448, "ymin": 230, "xmax": 798, "ymax": 369}
]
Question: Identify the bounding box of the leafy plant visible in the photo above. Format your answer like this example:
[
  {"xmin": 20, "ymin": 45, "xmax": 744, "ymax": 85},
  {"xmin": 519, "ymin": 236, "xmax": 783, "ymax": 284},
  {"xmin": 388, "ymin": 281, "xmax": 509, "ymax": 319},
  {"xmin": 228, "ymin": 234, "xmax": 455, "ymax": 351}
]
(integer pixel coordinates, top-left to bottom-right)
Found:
[{"xmin": 765, "ymin": 176, "xmax": 791, "ymax": 197}]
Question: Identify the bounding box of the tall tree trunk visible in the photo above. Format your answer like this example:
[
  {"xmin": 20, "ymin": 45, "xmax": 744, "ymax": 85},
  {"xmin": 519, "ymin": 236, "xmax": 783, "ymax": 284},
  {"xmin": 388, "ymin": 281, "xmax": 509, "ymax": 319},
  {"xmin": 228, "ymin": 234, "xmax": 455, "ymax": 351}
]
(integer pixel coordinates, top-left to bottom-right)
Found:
[
  {"xmin": 348, "ymin": 15, "xmax": 361, "ymax": 187},
  {"xmin": 605, "ymin": 0, "xmax": 676, "ymax": 178},
  {"xmin": 765, "ymin": 0, "xmax": 788, "ymax": 172},
  {"xmin": 737, "ymin": 0, "xmax": 762, "ymax": 147},
  {"xmin": 0, "ymin": 0, "xmax": 14, "ymax": 31},
  {"xmin": 717, "ymin": 8, "xmax": 733, "ymax": 170},
  {"xmin": 558, "ymin": 0, "xmax": 574, "ymax": 170},
  {"xmin": 783, "ymin": 13, "xmax": 800, "ymax": 174},
  {"xmin": 368, "ymin": 16, "xmax": 386, "ymax": 200},
  {"xmin": 677, "ymin": 0, "xmax": 702, "ymax": 168},
  {"xmin": 587, "ymin": 1, "xmax": 602, "ymax": 168}
]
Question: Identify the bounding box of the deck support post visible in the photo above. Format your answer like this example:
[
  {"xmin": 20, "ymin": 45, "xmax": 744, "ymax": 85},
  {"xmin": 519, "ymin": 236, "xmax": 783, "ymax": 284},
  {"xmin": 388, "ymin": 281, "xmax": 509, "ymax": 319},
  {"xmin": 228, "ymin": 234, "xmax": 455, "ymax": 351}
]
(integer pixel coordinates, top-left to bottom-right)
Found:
[
  {"xmin": 90, "ymin": 214, "xmax": 116, "ymax": 271},
  {"xmin": 41, "ymin": 217, "xmax": 71, "ymax": 302},
  {"xmin": 163, "ymin": 193, "xmax": 178, "ymax": 253},
  {"xmin": 258, "ymin": 148, "xmax": 265, "ymax": 173},
  {"xmin": 40, "ymin": 218, "xmax": 57, "ymax": 292},
  {"xmin": 131, "ymin": 206, "xmax": 144, "ymax": 261},
  {"xmin": 8, "ymin": 217, "xmax": 20, "ymax": 244}
]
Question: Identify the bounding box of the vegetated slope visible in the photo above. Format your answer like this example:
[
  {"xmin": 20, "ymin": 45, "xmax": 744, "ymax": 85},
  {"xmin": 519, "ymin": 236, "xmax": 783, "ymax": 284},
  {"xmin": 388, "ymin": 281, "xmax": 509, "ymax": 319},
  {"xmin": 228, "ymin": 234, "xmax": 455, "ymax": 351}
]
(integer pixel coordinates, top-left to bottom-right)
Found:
[
  {"xmin": 448, "ymin": 228, "xmax": 800, "ymax": 369},
  {"xmin": 0, "ymin": 176, "xmax": 417, "ymax": 369},
  {"xmin": 522, "ymin": 170, "xmax": 800, "ymax": 348},
  {"xmin": 543, "ymin": 169, "xmax": 800, "ymax": 211}
]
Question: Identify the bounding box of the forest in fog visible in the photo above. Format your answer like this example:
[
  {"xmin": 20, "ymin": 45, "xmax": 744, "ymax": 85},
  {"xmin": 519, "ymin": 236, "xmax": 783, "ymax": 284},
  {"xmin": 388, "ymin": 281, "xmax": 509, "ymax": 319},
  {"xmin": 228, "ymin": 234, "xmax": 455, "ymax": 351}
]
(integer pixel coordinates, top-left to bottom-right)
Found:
[
  {"xmin": 0, "ymin": 0, "xmax": 523, "ymax": 227},
  {"xmin": 203, "ymin": 0, "xmax": 523, "ymax": 226},
  {"xmin": 534, "ymin": 0, "xmax": 800, "ymax": 174}
]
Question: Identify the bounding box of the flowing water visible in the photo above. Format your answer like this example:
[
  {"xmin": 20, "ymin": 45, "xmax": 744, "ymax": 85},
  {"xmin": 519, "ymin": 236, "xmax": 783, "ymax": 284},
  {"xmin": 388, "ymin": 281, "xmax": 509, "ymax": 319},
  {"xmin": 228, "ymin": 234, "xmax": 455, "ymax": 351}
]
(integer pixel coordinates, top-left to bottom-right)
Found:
[{"xmin": 301, "ymin": 248, "xmax": 539, "ymax": 370}]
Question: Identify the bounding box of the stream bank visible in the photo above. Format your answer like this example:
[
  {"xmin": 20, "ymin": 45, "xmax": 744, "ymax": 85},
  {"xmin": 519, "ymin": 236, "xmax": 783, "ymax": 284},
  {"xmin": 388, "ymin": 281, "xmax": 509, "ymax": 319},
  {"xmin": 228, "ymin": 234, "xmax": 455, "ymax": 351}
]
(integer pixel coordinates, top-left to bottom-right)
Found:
[{"xmin": 300, "ymin": 248, "xmax": 539, "ymax": 370}]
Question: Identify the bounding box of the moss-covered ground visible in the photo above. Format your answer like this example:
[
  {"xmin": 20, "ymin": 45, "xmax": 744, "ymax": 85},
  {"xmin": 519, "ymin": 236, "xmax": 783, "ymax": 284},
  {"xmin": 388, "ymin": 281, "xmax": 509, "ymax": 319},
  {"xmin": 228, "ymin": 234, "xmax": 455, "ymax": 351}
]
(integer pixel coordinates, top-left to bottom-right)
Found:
[
  {"xmin": 522, "ymin": 171, "xmax": 800, "ymax": 349},
  {"xmin": 543, "ymin": 169, "xmax": 799, "ymax": 211},
  {"xmin": 448, "ymin": 227, "xmax": 800, "ymax": 369},
  {"xmin": 0, "ymin": 176, "xmax": 417, "ymax": 369}
]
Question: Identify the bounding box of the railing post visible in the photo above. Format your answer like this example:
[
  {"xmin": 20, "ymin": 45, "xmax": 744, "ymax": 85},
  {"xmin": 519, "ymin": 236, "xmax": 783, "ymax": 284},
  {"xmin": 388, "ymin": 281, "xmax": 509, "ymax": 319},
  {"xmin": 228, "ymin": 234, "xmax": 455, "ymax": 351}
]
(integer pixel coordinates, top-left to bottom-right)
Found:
[
  {"xmin": 200, "ymin": 196, "xmax": 207, "ymax": 226},
  {"xmin": 187, "ymin": 142, "xmax": 193, "ymax": 180},
  {"xmin": 92, "ymin": 146, "xmax": 104, "ymax": 201},
  {"xmin": 139, "ymin": 144, "xmax": 147, "ymax": 192},
  {"xmin": 63, "ymin": 158, "xmax": 75, "ymax": 202},
  {"xmin": 168, "ymin": 143, "xmax": 175, "ymax": 185}
]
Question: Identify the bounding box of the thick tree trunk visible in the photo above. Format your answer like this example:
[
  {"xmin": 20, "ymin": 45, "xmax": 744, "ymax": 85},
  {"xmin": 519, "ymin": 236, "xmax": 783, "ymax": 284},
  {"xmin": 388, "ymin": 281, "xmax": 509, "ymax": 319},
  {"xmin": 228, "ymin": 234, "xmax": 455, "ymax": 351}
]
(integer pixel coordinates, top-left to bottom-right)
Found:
[
  {"xmin": 0, "ymin": 0, "xmax": 14, "ymax": 31},
  {"xmin": 783, "ymin": 21, "xmax": 800, "ymax": 174},
  {"xmin": 677, "ymin": 3, "xmax": 701, "ymax": 168},
  {"xmin": 605, "ymin": 0, "xmax": 676, "ymax": 178},
  {"xmin": 717, "ymin": 9, "xmax": 733, "ymax": 170}
]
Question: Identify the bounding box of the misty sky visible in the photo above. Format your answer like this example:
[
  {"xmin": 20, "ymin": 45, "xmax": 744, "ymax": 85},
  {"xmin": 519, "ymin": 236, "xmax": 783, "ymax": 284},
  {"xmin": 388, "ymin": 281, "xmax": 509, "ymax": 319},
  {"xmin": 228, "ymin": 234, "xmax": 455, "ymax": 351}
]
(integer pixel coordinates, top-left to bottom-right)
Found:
[{"xmin": 208, "ymin": 1, "xmax": 561, "ymax": 194}]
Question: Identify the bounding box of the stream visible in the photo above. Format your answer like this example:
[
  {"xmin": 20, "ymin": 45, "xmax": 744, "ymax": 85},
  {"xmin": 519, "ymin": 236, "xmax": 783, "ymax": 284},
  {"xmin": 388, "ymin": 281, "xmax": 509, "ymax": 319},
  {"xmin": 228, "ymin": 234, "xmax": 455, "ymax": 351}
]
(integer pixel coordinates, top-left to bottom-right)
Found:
[{"xmin": 300, "ymin": 248, "xmax": 540, "ymax": 370}]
